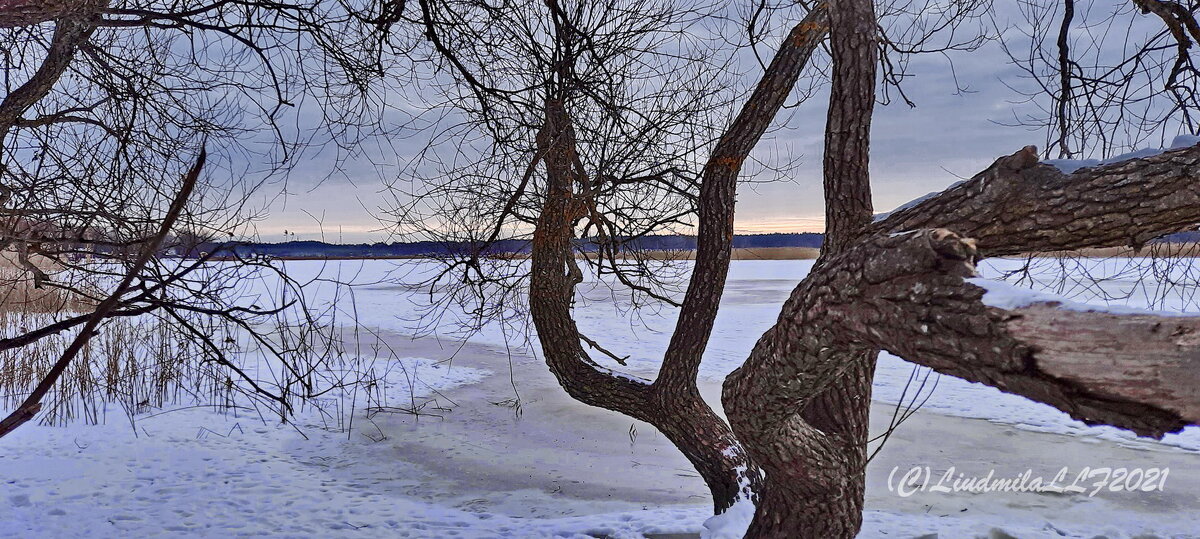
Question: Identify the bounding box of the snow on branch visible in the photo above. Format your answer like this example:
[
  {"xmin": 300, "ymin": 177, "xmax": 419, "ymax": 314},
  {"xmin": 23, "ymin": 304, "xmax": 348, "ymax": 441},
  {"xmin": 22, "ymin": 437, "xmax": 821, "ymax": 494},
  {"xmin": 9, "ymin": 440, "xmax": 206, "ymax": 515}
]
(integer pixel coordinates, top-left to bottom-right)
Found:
[
  {"xmin": 727, "ymin": 229, "xmax": 1200, "ymax": 444},
  {"xmin": 867, "ymin": 141, "xmax": 1200, "ymax": 257},
  {"xmin": 1042, "ymin": 134, "xmax": 1200, "ymax": 173},
  {"xmin": 967, "ymin": 277, "xmax": 1193, "ymax": 317}
]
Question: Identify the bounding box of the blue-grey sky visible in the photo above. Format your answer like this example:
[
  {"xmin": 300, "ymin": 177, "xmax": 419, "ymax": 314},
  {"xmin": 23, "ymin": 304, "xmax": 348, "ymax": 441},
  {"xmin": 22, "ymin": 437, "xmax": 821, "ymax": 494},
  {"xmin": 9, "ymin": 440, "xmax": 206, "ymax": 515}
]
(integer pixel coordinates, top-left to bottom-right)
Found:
[
  {"xmin": 250, "ymin": 1, "xmax": 1172, "ymax": 243},
  {"xmin": 255, "ymin": 57, "xmax": 1028, "ymax": 242}
]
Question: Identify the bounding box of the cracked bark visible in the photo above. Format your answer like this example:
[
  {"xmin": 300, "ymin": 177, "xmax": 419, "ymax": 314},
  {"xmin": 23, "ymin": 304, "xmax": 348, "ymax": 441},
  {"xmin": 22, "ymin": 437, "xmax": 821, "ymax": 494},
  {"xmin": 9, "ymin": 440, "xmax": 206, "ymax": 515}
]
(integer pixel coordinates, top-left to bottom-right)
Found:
[
  {"xmin": 0, "ymin": 0, "xmax": 104, "ymax": 28},
  {"xmin": 721, "ymin": 0, "xmax": 878, "ymax": 535},
  {"xmin": 866, "ymin": 143, "xmax": 1200, "ymax": 256},
  {"xmin": 730, "ymin": 229, "xmax": 1199, "ymax": 439},
  {"xmin": 528, "ymin": 99, "xmax": 752, "ymax": 511},
  {"xmin": 526, "ymin": 4, "xmax": 831, "ymax": 515}
]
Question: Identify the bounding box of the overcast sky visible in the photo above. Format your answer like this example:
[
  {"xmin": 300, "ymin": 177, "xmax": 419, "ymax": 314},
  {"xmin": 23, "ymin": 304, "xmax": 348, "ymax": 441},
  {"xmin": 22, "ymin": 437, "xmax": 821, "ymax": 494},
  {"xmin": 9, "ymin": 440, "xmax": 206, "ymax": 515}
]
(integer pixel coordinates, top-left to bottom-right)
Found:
[{"xmin": 249, "ymin": 1, "xmax": 1170, "ymax": 243}]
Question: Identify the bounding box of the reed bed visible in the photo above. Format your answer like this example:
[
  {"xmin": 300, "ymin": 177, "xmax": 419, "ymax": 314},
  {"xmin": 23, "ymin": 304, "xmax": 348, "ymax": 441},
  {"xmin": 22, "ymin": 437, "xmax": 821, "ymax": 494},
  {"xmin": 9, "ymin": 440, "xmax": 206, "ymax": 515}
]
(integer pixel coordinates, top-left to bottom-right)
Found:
[{"xmin": 0, "ymin": 258, "xmax": 413, "ymax": 432}]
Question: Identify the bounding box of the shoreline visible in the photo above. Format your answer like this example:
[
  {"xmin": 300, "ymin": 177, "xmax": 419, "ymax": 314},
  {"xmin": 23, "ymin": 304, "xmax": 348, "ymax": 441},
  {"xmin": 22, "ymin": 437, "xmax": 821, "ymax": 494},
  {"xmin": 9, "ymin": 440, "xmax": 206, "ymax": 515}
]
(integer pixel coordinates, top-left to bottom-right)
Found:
[
  {"xmin": 206, "ymin": 242, "xmax": 1200, "ymax": 262},
  {"xmin": 4, "ymin": 326, "xmax": 1196, "ymax": 537},
  {"xmin": 356, "ymin": 328, "xmax": 1200, "ymax": 536}
]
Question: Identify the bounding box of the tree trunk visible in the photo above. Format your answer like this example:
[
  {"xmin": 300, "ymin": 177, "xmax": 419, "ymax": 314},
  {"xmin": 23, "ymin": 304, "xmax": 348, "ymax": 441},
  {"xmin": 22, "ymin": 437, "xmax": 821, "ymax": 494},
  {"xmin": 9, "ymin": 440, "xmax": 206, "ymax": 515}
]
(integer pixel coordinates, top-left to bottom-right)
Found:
[
  {"xmin": 742, "ymin": 354, "xmax": 875, "ymax": 538},
  {"xmin": 650, "ymin": 385, "xmax": 758, "ymax": 510},
  {"xmin": 725, "ymin": 0, "xmax": 879, "ymax": 533},
  {"xmin": 748, "ymin": 478, "xmax": 864, "ymax": 538},
  {"xmin": 726, "ymin": 346, "xmax": 877, "ymax": 538},
  {"xmin": 524, "ymin": 4, "xmax": 832, "ymax": 517},
  {"xmin": 527, "ymin": 98, "xmax": 755, "ymax": 511}
]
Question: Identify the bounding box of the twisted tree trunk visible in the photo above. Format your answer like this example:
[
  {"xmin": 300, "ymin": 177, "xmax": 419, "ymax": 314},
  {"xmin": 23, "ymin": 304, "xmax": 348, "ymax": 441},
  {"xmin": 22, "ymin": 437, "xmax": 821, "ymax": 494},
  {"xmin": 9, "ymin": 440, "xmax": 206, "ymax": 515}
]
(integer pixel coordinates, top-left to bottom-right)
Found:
[
  {"xmin": 527, "ymin": 98, "xmax": 753, "ymax": 511},
  {"xmin": 723, "ymin": 0, "xmax": 879, "ymax": 534},
  {"xmin": 524, "ymin": 0, "xmax": 1200, "ymax": 536},
  {"xmin": 525, "ymin": 2, "xmax": 830, "ymax": 515}
]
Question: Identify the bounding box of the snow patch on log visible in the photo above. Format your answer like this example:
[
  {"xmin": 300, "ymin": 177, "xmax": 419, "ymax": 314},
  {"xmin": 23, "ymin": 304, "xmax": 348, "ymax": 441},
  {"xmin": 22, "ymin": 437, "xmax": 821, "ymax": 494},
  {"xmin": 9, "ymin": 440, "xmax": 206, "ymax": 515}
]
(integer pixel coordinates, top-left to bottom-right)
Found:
[
  {"xmin": 1044, "ymin": 135, "xmax": 1200, "ymax": 173},
  {"xmin": 594, "ymin": 366, "xmax": 652, "ymax": 385},
  {"xmin": 968, "ymin": 277, "xmax": 1192, "ymax": 317},
  {"xmin": 873, "ymin": 179, "xmax": 968, "ymax": 222}
]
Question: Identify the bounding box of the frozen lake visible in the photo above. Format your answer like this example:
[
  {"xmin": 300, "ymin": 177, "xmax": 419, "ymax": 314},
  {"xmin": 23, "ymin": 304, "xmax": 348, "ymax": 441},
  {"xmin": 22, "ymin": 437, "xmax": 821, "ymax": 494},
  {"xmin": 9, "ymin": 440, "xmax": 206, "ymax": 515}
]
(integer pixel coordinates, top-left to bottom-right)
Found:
[
  {"xmin": 295, "ymin": 257, "xmax": 1200, "ymax": 451},
  {"xmin": 2, "ymin": 256, "xmax": 1199, "ymax": 538}
]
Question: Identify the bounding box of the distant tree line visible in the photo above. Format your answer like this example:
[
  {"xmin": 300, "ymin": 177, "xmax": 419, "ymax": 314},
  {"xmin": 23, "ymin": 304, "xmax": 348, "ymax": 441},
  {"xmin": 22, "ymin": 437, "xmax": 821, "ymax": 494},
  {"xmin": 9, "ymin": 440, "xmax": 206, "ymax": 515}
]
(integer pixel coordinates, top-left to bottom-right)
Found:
[
  {"xmin": 186, "ymin": 230, "xmax": 1200, "ymax": 259},
  {"xmin": 184, "ymin": 233, "xmax": 828, "ymax": 259}
]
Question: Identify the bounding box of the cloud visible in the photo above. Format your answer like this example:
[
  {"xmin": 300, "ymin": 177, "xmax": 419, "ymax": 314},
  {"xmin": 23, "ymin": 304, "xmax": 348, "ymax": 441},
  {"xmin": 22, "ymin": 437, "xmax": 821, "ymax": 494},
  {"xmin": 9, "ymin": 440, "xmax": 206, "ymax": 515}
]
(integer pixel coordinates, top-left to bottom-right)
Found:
[{"xmin": 256, "ymin": 1, "xmax": 1166, "ymax": 242}]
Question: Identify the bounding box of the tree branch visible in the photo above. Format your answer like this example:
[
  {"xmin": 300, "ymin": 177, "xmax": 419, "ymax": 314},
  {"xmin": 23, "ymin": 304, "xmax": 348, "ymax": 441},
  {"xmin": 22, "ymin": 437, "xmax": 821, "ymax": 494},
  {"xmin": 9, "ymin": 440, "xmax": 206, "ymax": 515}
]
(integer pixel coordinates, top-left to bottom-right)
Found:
[
  {"xmin": 0, "ymin": 11, "xmax": 97, "ymax": 146},
  {"xmin": 0, "ymin": 148, "xmax": 204, "ymax": 439},
  {"xmin": 655, "ymin": 3, "xmax": 830, "ymax": 391},
  {"xmin": 728, "ymin": 229, "xmax": 1197, "ymax": 442},
  {"xmin": 869, "ymin": 143, "xmax": 1200, "ymax": 256},
  {"xmin": 821, "ymin": 0, "xmax": 876, "ymax": 255},
  {"xmin": 528, "ymin": 98, "xmax": 652, "ymax": 416},
  {"xmin": 528, "ymin": 97, "xmax": 754, "ymax": 511},
  {"xmin": 0, "ymin": 0, "xmax": 103, "ymax": 28}
]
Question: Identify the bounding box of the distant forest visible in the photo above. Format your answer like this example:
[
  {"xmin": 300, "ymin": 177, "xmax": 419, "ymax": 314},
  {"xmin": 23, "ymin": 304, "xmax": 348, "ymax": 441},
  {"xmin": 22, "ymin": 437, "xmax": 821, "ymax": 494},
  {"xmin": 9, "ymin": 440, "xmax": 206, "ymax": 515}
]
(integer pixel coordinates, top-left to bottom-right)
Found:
[
  {"xmin": 188, "ymin": 233, "xmax": 826, "ymax": 259},
  {"xmin": 184, "ymin": 230, "xmax": 1200, "ymax": 259}
]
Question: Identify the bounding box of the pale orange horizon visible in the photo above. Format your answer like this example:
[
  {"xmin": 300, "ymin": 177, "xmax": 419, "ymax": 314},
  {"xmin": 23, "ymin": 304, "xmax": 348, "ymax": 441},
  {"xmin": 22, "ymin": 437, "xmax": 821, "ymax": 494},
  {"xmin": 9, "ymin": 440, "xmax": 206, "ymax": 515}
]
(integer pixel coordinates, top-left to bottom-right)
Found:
[{"xmin": 734, "ymin": 216, "xmax": 826, "ymax": 234}]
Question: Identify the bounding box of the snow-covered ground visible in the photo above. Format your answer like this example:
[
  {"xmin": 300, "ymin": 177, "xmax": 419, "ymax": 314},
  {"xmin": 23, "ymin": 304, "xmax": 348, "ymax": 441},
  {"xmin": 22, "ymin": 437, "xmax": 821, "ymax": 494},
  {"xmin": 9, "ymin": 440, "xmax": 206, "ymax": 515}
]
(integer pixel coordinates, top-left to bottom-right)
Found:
[
  {"xmin": 323, "ymin": 256, "xmax": 1200, "ymax": 450},
  {"xmin": 3, "ymin": 257, "xmax": 1199, "ymax": 538}
]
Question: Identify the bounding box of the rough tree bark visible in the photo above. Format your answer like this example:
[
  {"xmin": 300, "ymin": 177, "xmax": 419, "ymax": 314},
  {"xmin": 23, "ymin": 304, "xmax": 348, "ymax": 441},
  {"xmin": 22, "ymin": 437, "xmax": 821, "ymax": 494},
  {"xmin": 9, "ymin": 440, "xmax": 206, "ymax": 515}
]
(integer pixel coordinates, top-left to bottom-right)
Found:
[
  {"xmin": 0, "ymin": 0, "xmax": 104, "ymax": 28},
  {"xmin": 865, "ymin": 144, "xmax": 1200, "ymax": 257},
  {"xmin": 719, "ymin": 46, "xmax": 1200, "ymax": 539},
  {"xmin": 722, "ymin": 0, "xmax": 878, "ymax": 534},
  {"xmin": 717, "ymin": 0, "xmax": 1200, "ymax": 536},
  {"xmin": 526, "ymin": 4, "xmax": 830, "ymax": 513},
  {"xmin": 724, "ymin": 221, "xmax": 1200, "ymax": 538}
]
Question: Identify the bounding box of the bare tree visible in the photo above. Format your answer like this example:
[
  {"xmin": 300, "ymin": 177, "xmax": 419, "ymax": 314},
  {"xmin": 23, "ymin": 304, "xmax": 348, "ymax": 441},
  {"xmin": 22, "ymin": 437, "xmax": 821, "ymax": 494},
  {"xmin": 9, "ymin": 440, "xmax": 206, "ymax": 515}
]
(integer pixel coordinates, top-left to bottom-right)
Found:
[
  {"xmin": 375, "ymin": 0, "xmax": 1200, "ymax": 535},
  {"xmin": 0, "ymin": 1, "xmax": 386, "ymax": 436},
  {"xmin": 0, "ymin": 147, "xmax": 203, "ymax": 436},
  {"xmin": 19, "ymin": 0, "xmax": 1187, "ymax": 534},
  {"xmin": 1002, "ymin": 0, "xmax": 1200, "ymax": 159},
  {"xmin": 380, "ymin": 0, "xmax": 820, "ymax": 506}
]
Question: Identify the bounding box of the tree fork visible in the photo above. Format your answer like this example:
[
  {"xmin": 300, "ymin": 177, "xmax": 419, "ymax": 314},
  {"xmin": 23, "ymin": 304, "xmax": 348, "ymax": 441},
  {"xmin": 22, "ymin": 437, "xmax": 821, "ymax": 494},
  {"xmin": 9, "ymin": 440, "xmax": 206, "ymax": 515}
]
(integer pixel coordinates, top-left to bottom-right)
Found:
[
  {"xmin": 721, "ymin": 0, "xmax": 880, "ymax": 534},
  {"xmin": 526, "ymin": 2, "xmax": 834, "ymax": 516},
  {"xmin": 527, "ymin": 98, "xmax": 753, "ymax": 511}
]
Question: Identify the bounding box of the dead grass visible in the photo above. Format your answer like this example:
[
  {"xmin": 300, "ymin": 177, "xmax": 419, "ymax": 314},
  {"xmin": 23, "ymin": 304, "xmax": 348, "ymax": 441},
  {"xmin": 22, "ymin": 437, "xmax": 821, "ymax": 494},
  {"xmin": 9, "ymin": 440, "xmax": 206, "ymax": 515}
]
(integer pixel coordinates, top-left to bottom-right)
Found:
[
  {"xmin": 627, "ymin": 247, "xmax": 821, "ymax": 260},
  {"xmin": 1023, "ymin": 242, "xmax": 1200, "ymax": 258},
  {"xmin": 0, "ymin": 255, "xmax": 220, "ymax": 427},
  {"xmin": 0, "ymin": 251, "xmax": 93, "ymax": 314},
  {"xmin": 0, "ymin": 272, "xmax": 94, "ymax": 314},
  {"xmin": 0, "ymin": 256, "xmax": 384, "ymax": 431}
]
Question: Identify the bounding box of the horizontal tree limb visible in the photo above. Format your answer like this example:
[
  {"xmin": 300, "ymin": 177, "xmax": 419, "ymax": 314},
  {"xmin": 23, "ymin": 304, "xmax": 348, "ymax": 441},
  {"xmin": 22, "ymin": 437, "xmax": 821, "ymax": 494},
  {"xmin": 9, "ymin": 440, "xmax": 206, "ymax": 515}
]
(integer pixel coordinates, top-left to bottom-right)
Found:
[
  {"xmin": 1003, "ymin": 305, "xmax": 1200, "ymax": 432},
  {"xmin": 0, "ymin": 0, "xmax": 96, "ymax": 28},
  {"xmin": 727, "ymin": 229, "xmax": 1198, "ymax": 444},
  {"xmin": 869, "ymin": 144, "xmax": 1200, "ymax": 257}
]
